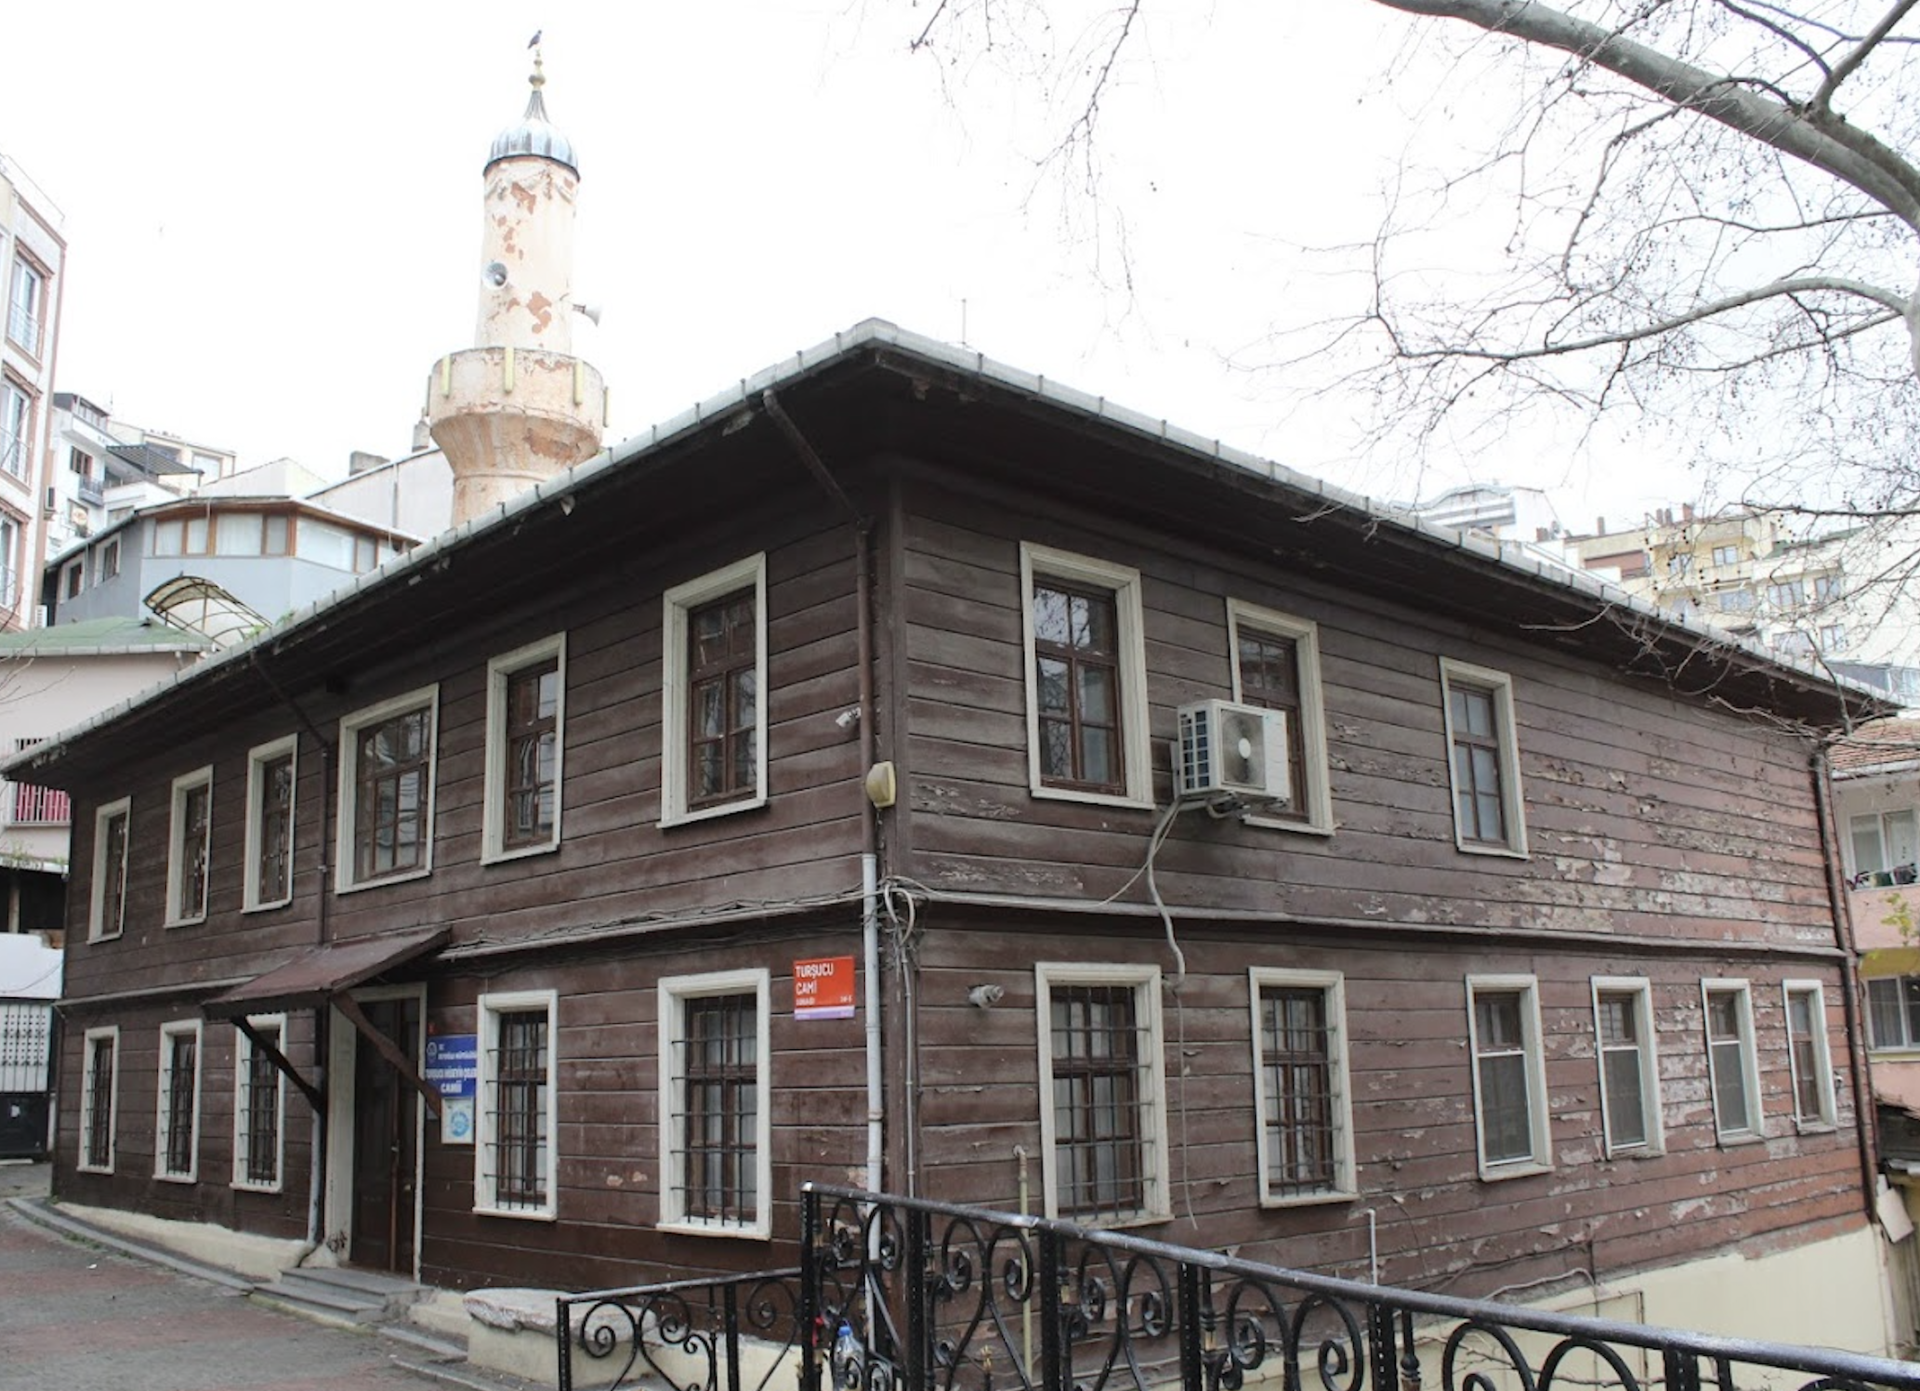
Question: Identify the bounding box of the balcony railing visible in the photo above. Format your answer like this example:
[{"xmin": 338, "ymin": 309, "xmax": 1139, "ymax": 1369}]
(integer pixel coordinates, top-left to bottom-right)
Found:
[
  {"xmin": 77, "ymin": 475, "xmax": 104, "ymax": 505},
  {"xmin": 9, "ymin": 781, "xmax": 70, "ymax": 827},
  {"xmin": 0, "ymin": 431, "xmax": 23, "ymax": 480},
  {"xmin": 6, "ymin": 303, "xmax": 41, "ymax": 358}
]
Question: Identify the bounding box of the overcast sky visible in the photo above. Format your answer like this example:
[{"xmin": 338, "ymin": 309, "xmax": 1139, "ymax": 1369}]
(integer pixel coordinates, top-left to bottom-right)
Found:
[{"xmin": 1, "ymin": 1, "xmax": 1673, "ymax": 531}]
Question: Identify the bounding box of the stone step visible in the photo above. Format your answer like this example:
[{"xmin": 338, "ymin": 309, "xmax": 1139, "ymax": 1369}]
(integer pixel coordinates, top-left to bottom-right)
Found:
[
  {"xmin": 252, "ymin": 1278, "xmax": 388, "ymax": 1325},
  {"xmin": 284, "ymin": 1264, "xmax": 429, "ymax": 1305}
]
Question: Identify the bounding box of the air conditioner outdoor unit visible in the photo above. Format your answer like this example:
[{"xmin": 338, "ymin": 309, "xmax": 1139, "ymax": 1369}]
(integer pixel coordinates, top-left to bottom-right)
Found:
[{"xmin": 1175, "ymin": 699, "xmax": 1290, "ymax": 805}]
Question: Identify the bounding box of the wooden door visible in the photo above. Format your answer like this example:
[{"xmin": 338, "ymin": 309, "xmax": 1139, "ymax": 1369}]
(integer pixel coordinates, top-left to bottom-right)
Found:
[{"xmin": 349, "ymin": 995, "xmax": 420, "ymax": 1273}]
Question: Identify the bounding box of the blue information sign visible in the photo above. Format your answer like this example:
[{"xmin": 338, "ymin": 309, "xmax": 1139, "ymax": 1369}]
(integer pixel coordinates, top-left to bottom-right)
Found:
[{"xmin": 424, "ymin": 1034, "xmax": 477, "ymax": 1100}]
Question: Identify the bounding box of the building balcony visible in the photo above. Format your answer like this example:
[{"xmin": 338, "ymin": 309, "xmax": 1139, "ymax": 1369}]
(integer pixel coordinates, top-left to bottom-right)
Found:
[
  {"xmin": 1852, "ymin": 874, "xmax": 1920, "ymax": 951},
  {"xmin": 77, "ymin": 475, "xmax": 104, "ymax": 505},
  {"xmin": 6, "ymin": 781, "xmax": 69, "ymax": 828}
]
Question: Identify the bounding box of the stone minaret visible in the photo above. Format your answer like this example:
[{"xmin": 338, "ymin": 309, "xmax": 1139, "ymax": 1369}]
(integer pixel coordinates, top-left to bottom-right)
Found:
[{"xmin": 428, "ymin": 48, "xmax": 606, "ymax": 527}]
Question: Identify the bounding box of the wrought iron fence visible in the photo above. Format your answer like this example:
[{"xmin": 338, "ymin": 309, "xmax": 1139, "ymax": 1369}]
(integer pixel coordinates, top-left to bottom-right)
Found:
[
  {"xmin": 555, "ymin": 1267, "xmax": 804, "ymax": 1391},
  {"xmin": 798, "ymin": 1184, "xmax": 1920, "ymax": 1391}
]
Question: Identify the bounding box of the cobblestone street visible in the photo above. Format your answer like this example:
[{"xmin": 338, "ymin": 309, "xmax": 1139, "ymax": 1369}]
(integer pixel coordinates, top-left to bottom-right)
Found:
[{"xmin": 0, "ymin": 1163, "xmax": 488, "ymax": 1391}]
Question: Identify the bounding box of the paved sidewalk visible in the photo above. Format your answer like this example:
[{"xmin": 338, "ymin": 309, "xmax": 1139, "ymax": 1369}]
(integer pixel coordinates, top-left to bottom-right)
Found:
[{"xmin": 0, "ymin": 1162, "xmax": 514, "ymax": 1391}]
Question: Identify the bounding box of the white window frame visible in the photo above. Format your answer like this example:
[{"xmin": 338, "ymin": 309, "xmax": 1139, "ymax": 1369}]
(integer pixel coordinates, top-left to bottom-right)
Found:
[
  {"xmin": 483, "ymin": 632, "xmax": 567, "ymax": 862},
  {"xmin": 1227, "ymin": 600, "xmax": 1334, "ymax": 835},
  {"xmin": 155, "ymin": 1018, "xmax": 203, "ymax": 1183},
  {"xmin": 1701, "ymin": 979, "xmax": 1764, "ymax": 1141},
  {"xmin": 78, "ymin": 1025, "xmax": 119, "ymax": 1174},
  {"xmin": 335, "ymin": 686, "xmax": 439, "ymax": 892},
  {"xmin": 1248, "ymin": 967, "xmax": 1355, "ymax": 1205},
  {"xmin": 243, "ymin": 735, "xmax": 298, "ymax": 912},
  {"xmin": 1589, "ymin": 977, "xmax": 1664, "ymax": 1158},
  {"xmin": 232, "ymin": 1013, "xmax": 288, "ymax": 1192},
  {"xmin": 1866, "ymin": 975, "xmax": 1920, "ymax": 1052},
  {"xmin": 1034, "ymin": 961, "xmax": 1170, "ymax": 1224},
  {"xmin": 1465, "ymin": 974, "xmax": 1552, "ymax": 1179},
  {"xmin": 658, "ymin": 967, "xmax": 772, "ymax": 1238},
  {"xmin": 1782, "ymin": 980, "xmax": 1837, "ymax": 1132},
  {"xmin": 660, "ymin": 554, "xmax": 768, "ymax": 828},
  {"xmin": 1019, "ymin": 544, "xmax": 1154, "ymax": 809},
  {"xmin": 474, "ymin": 989, "xmax": 559, "ymax": 1220},
  {"xmin": 164, "ymin": 766, "xmax": 214, "ymax": 927},
  {"xmin": 88, "ymin": 796, "xmax": 131, "ymax": 942},
  {"xmin": 1438, "ymin": 658, "xmax": 1528, "ymax": 858}
]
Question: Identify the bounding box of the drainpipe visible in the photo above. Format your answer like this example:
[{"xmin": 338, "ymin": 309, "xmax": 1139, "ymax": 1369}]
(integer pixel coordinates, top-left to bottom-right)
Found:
[
  {"xmin": 762, "ymin": 390, "xmax": 884, "ymax": 1195},
  {"xmin": 1813, "ymin": 746, "xmax": 1880, "ymax": 1220},
  {"xmin": 248, "ymin": 649, "xmax": 337, "ymax": 1249}
]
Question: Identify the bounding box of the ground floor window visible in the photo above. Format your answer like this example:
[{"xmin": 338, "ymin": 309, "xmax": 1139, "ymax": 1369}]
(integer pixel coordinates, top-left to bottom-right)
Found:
[
  {"xmin": 1466, "ymin": 976, "xmax": 1551, "ymax": 1177},
  {"xmin": 659, "ymin": 969, "xmax": 770, "ymax": 1237},
  {"xmin": 80, "ymin": 1026, "xmax": 118, "ymax": 1173},
  {"xmin": 1250, "ymin": 969, "xmax": 1354, "ymax": 1203},
  {"xmin": 233, "ymin": 1016, "xmax": 286, "ymax": 1190},
  {"xmin": 156, "ymin": 1020, "xmax": 202, "ymax": 1182},
  {"xmin": 1036, "ymin": 963, "xmax": 1168, "ymax": 1224},
  {"xmin": 1703, "ymin": 980, "xmax": 1762, "ymax": 1140},
  {"xmin": 476, "ymin": 991, "xmax": 556, "ymax": 1218}
]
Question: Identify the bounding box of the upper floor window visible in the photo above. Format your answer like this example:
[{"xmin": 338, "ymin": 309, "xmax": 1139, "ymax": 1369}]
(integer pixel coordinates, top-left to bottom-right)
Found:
[
  {"xmin": 661, "ymin": 554, "xmax": 766, "ymax": 827},
  {"xmin": 166, "ymin": 767, "xmax": 213, "ymax": 926},
  {"xmin": 1228, "ymin": 600, "xmax": 1333, "ymax": 833},
  {"xmin": 659, "ymin": 969, "xmax": 770, "ymax": 1237},
  {"xmin": 7, "ymin": 257, "xmax": 44, "ymax": 357},
  {"xmin": 1020, "ymin": 544, "xmax": 1151, "ymax": 808},
  {"xmin": 1783, "ymin": 982, "xmax": 1836, "ymax": 1130},
  {"xmin": 89, "ymin": 797, "xmax": 131, "ymax": 942},
  {"xmin": 1868, "ymin": 976, "xmax": 1920, "ymax": 1051},
  {"xmin": 1717, "ymin": 589, "xmax": 1755, "ymax": 613},
  {"xmin": 99, "ymin": 537, "xmax": 120, "ymax": 581},
  {"xmin": 1438, "ymin": 659, "xmax": 1526, "ymax": 857},
  {"xmin": 336, "ymin": 688, "xmax": 437, "ymax": 891},
  {"xmin": 1466, "ymin": 976, "xmax": 1551, "ymax": 1178},
  {"xmin": 1036, "ymin": 962, "xmax": 1168, "ymax": 1224},
  {"xmin": 1249, "ymin": 969, "xmax": 1354, "ymax": 1204},
  {"xmin": 244, "ymin": 736, "xmax": 296, "ymax": 911},
  {"xmin": 1711, "ymin": 545, "xmax": 1740, "ymax": 567},
  {"xmin": 484, "ymin": 635, "xmax": 565, "ymax": 862},
  {"xmin": 1702, "ymin": 980, "xmax": 1762, "ymax": 1140},
  {"xmin": 476, "ymin": 990, "xmax": 558, "ymax": 1219},
  {"xmin": 1591, "ymin": 978, "xmax": 1663, "ymax": 1156},
  {"xmin": 1, "ymin": 378, "xmax": 30, "ymax": 479},
  {"xmin": 1766, "ymin": 579, "xmax": 1807, "ymax": 610},
  {"xmin": 1849, "ymin": 808, "xmax": 1917, "ymax": 884}
]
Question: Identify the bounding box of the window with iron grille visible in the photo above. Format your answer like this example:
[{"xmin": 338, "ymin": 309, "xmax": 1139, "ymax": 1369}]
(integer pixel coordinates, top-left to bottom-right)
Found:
[
  {"xmin": 1783, "ymin": 982, "xmax": 1835, "ymax": 1129},
  {"xmin": 486, "ymin": 636, "xmax": 565, "ymax": 860},
  {"xmin": 337, "ymin": 689, "xmax": 437, "ymax": 889},
  {"xmin": 1020, "ymin": 546, "xmax": 1150, "ymax": 808},
  {"xmin": 476, "ymin": 992, "xmax": 556, "ymax": 1218},
  {"xmin": 90, "ymin": 799, "xmax": 131, "ymax": 942},
  {"xmin": 156, "ymin": 1020, "xmax": 201, "ymax": 1181},
  {"xmin": 1038, "ymin": 965, "xmax": 1167, "ymax": 1223},
  {"xmin": 1440, "ymin": 660, "xmax": 1526, "ymax": 856},
  {"xmin": 167, "ymin": 768, "xmax": 212, "ymax": 925},
  {"xmin": 660, "ymin": 970, "xmax": 769, "ymax": 1236},
  {"xmin": 80, "ymin": 1027, "xmax": 117, "ymax": 1173},
  {"xmin": 661, "ymin": 556, "xmax": 766, "ymax": 826},
  {"xmin": 1592, "ymin": 980, "xmax": 1662, "ymax": 1155},
  {"xmin": 1229, "ymin": 601, "xmax": 1333, "ymax": 833},
  {"xmin": 1467, "ymin": 977, "xmax": 1550, "ymax": 1176},
  {"xmin": 1703, "ymin": 981, "xmax": 1760, "ymax": 1139},
  {"xmin": 1251, "ymin": 971, "xmax": 1353, "ymax": 1203},
  {"xmin": 233, "ymin": 1016, "xmax": 285, "ymax": 1189},
  {"xmin": 246, "ymin": 738, "xmax": 296, "ymax": 911}
]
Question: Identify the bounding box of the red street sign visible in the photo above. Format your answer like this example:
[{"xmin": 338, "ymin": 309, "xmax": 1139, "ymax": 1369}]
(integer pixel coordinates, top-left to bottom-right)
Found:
[{"xmin": 794, "ymin": 956, "xmax": 856, "ymax": 1020}]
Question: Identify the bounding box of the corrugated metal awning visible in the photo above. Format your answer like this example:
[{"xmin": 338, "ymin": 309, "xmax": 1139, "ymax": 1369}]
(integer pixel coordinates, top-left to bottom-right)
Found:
[{"xmin": 202, "ymin": 926, "xmax": 449, "ymax": 1020}]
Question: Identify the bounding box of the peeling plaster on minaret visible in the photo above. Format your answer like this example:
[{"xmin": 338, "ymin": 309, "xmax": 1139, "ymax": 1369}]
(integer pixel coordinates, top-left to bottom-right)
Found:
[{"xmin": 427, "ymin": 46, "xmax": 606, "ymax": 527}]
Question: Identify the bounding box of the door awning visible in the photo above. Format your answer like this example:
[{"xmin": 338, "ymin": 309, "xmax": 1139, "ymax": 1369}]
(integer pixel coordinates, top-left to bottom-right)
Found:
[{"xmin": 202, "ymin": 926, "xmax": 450, "ymax": 1020}]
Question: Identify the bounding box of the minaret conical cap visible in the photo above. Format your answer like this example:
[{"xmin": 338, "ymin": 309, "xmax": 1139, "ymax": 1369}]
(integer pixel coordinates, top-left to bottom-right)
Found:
[{"xmin": 486, "ymin": 51, "xmax": 579, "ymax": 175}]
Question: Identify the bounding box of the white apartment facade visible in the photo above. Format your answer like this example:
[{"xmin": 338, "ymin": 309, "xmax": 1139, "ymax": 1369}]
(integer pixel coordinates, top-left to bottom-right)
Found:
[{"xmin": 1, "ymin": 152, "xmax": 65, "ymax": 630}]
